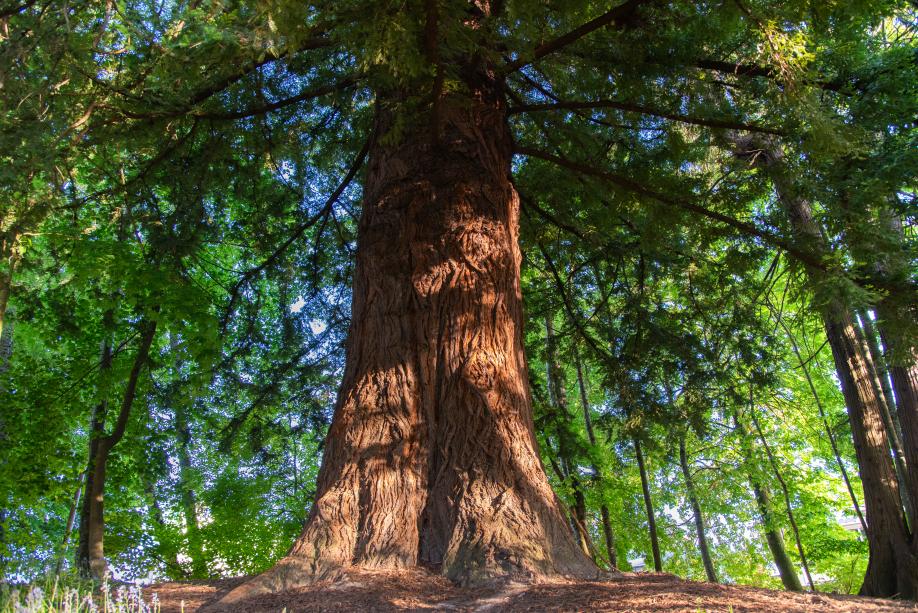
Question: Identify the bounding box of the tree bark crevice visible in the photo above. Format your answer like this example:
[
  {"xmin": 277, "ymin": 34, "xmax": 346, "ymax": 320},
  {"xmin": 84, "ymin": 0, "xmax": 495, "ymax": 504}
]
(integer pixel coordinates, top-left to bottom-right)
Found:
[{"xmin": 217, "ymin": 70, "xmax": 598, "ymax": 607}]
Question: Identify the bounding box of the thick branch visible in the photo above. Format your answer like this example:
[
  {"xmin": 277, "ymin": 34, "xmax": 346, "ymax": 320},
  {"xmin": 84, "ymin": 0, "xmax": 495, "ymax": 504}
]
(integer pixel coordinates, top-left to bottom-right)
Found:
[
  {"xmin": 503, "ymin": 0, "xmax": 654, "ymax": 73},
  {"xmin": 101, "ymin": 318, "xmax": 158, "ymax": 451},
  {"xmin": 693, "ymin": 59, "xmax": 848, "ymax": 93},
  {"xmin": 509, "ymin": 100, "xmax": 783, "ymax": 135}
]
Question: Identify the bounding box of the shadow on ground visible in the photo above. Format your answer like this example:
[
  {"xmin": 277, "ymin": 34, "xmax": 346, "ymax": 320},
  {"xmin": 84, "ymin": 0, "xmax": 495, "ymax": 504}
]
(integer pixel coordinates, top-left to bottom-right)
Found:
[{"xmin": 145, "ymin": 568, "xmax": 918, "ymax": 612}]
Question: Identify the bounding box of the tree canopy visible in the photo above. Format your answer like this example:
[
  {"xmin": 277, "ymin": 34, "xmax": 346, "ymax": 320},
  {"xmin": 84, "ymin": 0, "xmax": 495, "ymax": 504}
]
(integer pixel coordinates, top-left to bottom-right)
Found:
[{"xmin": 1, "ymin": 0, "xmax": 916, "ymax": 602}]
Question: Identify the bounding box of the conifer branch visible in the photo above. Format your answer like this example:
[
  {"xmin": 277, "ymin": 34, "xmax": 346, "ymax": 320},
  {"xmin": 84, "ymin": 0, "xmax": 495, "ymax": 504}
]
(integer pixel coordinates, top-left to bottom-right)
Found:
[
  {"xmin": 514, "ymin": 145, "xmax": 907, "ymax": 295},
  {"xmin": 509, "ymin": 100, "xmax": 784, "ymax": 135},
  {"xmin": 221, "ymin": 137, "xmax": 371, "ymax": 329},
  {"xmin": 503, "ymin": 0, "xmax": 654, "ymax": 73},
  {"xmin": 193, "ymin": 75, "xmax": 360, "ymax": 121}
]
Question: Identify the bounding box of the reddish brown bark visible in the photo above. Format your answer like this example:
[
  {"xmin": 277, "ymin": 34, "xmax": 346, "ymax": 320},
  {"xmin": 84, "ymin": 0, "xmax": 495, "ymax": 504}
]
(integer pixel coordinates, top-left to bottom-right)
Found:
[
  {"xmin": 878, "ymin": 312, "xmax": 918, "ymax": 533},
  {"xmin": 872, "ymin": 210, "xmax": 918, "ymax": 535},
  {"xmin": 783, "ymin": 196, "xmax": 917, "ymax": 598},
  {"xmin": 218, "ymin": 63, "xmax": 597, "ymax": 604},
  {"xmin": 733, "ymin": 136, "xmax": 918, "ymax": 598}
]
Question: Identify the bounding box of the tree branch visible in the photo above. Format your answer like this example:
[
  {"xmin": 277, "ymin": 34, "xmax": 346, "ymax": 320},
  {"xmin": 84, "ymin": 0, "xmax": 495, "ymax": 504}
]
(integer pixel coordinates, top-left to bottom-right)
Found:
[
  {"xmin": 221, "ymin": 136, "xmax": 371, "ymax": 328},
  {"xmin": 693, "ymin": 59, "xmax": 848, "ymax": 93},
  {"xmin": 109, "ymin": 37, "xmax": 333, "ymax": 120},
  {"xmin": 515, "ymin": 145, "xmax": 830, "ymax": 276},
  {"xmin": 503, "ymin": 0, "xmax": 654, "ymax": 73},
  {"xmin": 509, "ymin": 100, "xmax": 784, "ymax": 135},
  {"xmin": 101, "ymin": 317, "xmax": 158, "ymax": 451},
  {"xmin": 193, "ymin": 75, "xmax": 359, "ymax": 121}
]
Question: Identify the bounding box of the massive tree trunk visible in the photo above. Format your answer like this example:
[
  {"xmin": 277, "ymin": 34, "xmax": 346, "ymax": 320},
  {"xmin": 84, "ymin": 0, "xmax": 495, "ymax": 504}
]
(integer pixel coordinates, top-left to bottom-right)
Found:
[
  {"xmin": 857, "ymin": 312, "xmax": 914, "ymax": 525},
  {"xmin": 821, "ymin": 313, "xmax": 917, "ymax": 597},
  {"xmin": 769, "ymin": 301, "xmax": 868, "ymax": 533},
  {"xmin": 218, "ymin": 53, "xmax": 597, "ymax": 605},
  {"xmin": 733, "ymin": 136, "xmax": 918, "ymax": 598},
  {"xmin": 873, "ymin": 211, "xmax": 918, "ymax": 537},
  {"xmin": 880, "ymin": 318, "xmax": 918, "ymax": 529},
  {"xmin": 678, "ymin": 436, "xmax": 717, "ymax": 583}
]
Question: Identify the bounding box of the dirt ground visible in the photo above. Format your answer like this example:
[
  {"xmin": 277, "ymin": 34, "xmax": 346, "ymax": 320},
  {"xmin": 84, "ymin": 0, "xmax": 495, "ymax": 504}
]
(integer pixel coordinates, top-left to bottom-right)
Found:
[{"xmin": 145, "ymin": 569, "xmax": 918, "ymax": 612}]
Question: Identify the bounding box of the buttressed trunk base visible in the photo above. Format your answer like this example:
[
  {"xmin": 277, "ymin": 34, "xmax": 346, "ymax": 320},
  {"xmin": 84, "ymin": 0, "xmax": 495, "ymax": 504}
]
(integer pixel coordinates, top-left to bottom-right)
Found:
[{"xmin": 218, "ymin": 78, "xmax": 598, "ymax": 605}]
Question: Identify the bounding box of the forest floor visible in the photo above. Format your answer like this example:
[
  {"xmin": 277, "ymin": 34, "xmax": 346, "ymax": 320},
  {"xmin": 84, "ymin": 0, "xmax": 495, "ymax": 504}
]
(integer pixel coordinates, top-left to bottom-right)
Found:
[{"xmin": 145, "ymin": 568, "xmax": 918, "ymax": 612}]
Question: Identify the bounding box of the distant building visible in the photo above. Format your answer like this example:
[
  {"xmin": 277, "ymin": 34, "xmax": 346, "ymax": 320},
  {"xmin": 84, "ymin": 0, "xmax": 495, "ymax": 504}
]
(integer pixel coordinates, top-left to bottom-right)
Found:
[
  {"xmin": 838, "ymin": 516, "xmax": 865, "ymax": 533},
  {"xmin": 629, "ymin": 557, "xmax": 646, "ymax": 572}
]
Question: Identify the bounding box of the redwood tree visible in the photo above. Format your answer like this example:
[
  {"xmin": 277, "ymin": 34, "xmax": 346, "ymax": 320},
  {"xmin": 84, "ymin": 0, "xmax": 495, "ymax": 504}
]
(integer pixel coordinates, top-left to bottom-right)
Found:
[
  {"xmin": 220, "ymin": 5, "xmax": 600, "ymax": 602},
  {"xmin": 3, "ymin": 0, "xmax": 915, "ymax": 599}
]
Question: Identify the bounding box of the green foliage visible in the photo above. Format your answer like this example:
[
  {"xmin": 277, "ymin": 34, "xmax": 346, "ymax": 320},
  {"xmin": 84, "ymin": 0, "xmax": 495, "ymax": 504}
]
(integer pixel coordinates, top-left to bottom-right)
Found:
[{"xmin": 1, "ymin": 0, "xmax": 914, "ymax": 598}]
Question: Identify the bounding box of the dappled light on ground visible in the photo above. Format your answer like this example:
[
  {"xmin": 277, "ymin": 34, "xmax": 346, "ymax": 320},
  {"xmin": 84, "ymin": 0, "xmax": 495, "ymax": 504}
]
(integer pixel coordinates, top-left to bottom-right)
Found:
[{"xmin": 146, "ymin": 569, "xmax": 918, "ymax": 612}]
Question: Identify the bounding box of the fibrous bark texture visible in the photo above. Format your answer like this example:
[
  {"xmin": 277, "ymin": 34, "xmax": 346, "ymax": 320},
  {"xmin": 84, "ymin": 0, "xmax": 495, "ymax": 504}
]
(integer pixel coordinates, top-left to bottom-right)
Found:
[
  {"xmin": 782, "ymin": 187, "xmax": 917, "ymax": 599},
  {"xmin": 732, "ymin": 135, "xmax": 918, "ymax": 599},
  {"xmin": 219, "ymin": 72, "xmax": 597, "ymax": 605}
]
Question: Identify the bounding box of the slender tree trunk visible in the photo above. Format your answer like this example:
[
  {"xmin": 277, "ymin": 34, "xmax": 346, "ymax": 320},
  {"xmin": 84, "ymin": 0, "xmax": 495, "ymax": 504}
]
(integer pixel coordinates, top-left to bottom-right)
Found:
[
  {"xmin": 86, "ymin": 318, "xmax": 157, "ymax": 580},
  {"xmin": 0, "ymin": 302, "xmax": 9, "ymax": 574},
  {"xmin": 76, "ymin": 332, "xmax": 114, "ymax": 577},
  {"xmin": 219, "ymin": 32, "xmax": 597, "ymax": 603},
  {"xmin": 545, "ymin": 316, "xmax": 592, "ymax": 558},
  {"xmin": 175, "ymin": 399, "xmax": 207, "ymax": 578},
  {"xmin": 0, "ymin": 270, "xmax": 9, "ymax": 344},
  {"xmin": 633, "ymin": 436, "xmax": 662, "ymax": 572},
  {"xmin": 857, "ymin": 313, "xmax": 914, "ymax": 526},
  {"xmin": 678, "ymin": 436, "xmax": 717, "ymax": 583},
  {"xmin": 55, "ymin": 480, "xmax": 83, "ymax": 576},
  {"xmin": 168, "ymin": 332, "xmax": 208, "ymax": 579},
  {"xmin": 769, "ymin": 304, "xmax": 868, "ymax": 533},
  {"xmin": 748, "ymin": 407, "xmax": 815, "ymax": 591},
  {"xmin": 0, "ymin": 236, "xmax": 17, "ymax": 344},
  {"xmin": 753, "ymin": 479, "xmax": 803, "ymax": 591},
  {"xmin": 734, "ymin": 411, "xmax": 803, "ymax": 591},
  {"xmin": 734, "ymin": 136, "xmax": 918, "ymax": 598},
  {"xmin": 142, "ymin": 469, "xmax": 186, "ymax": 579},
  {"xmin": 573, "ymin": 343, "xmax": 617, "ymax": 569}
]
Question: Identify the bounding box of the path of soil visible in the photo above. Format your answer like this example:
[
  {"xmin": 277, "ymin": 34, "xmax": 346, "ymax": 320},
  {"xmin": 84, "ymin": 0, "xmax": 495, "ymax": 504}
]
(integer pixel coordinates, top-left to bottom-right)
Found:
[{"xmin": 145, "ymin": 569, "xmax": 918, "ymax": 612}]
